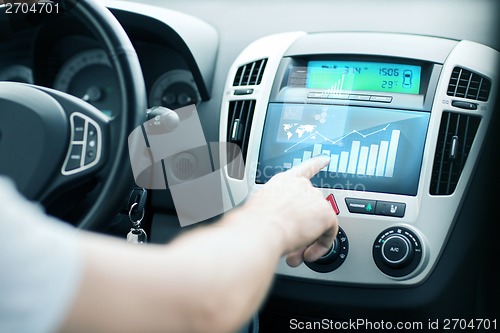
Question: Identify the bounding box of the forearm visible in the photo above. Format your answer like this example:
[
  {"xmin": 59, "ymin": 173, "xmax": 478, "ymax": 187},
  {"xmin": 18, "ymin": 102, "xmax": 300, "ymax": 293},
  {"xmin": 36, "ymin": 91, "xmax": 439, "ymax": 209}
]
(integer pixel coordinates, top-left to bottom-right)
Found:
[
  {"xmin": 164, "ymin": 209, "xmax": 287, "ymax": 332},
  {"xmin": 61, "ymin": 209, "xmax": 287, "ymax": 333}
]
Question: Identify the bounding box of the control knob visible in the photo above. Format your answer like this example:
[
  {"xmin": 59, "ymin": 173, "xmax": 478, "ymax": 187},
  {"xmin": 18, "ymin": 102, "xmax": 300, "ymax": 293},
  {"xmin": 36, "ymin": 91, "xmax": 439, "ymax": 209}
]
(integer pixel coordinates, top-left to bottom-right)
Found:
[
  {"xmin": 305, "ymin": 226, "xmax": 349, "ymax": 273},
  {"xmin": 373, "ymin": 227, "xmax": 423, "ymax": 278}
]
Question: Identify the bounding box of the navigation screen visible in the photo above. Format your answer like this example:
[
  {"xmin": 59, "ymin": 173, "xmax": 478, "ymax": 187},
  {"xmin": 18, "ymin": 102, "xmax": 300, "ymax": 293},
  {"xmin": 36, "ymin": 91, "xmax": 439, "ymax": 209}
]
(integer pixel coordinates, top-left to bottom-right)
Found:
[
  {"xmin": 256, "ymin": 103, "xmax": 430, "ymax": 196},
  {"xmin": 307, "ymin": 61, "xmax": 422, "ymax": 95}
]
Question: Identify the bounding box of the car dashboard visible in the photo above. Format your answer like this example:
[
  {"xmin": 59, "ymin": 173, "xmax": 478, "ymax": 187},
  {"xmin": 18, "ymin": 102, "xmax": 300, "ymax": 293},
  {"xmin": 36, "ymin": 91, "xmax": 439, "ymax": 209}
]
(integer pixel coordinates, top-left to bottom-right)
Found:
[
  {"xmin": 1, "ymin": 0, "xmax": 499, "ymax": 331},
  {"xmin": 0, "ymin": 1, "xmax": 216, "ymax": 117},
  {"xmin": 221, "ymin": 31, "xmax": 498, "ymax": 287}
]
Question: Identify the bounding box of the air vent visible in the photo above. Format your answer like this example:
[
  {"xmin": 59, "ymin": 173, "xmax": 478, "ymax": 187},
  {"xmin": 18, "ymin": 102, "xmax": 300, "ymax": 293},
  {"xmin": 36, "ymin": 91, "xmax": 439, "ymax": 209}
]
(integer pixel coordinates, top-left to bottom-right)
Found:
[
  {"xmin": 430, "ymin": 112, "xmax": 481, "ymax": 195},
  {"xmin": 233, "ymin": 59, "xmax": 268, "ymax": 86},
  {"xmin": 227, "ymin": 100, "xmax": 256, "ymax": 179},
  {"xmin": 447, "ymin": 67, "xmax": 491, "ymax": 101}
]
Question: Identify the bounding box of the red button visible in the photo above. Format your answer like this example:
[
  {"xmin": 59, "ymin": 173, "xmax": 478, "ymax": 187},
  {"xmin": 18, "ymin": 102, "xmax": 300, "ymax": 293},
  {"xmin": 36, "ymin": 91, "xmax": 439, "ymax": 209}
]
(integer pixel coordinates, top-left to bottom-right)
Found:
[{"xmin": 326, "ymin": 194, "xmax": 340, "ymax": 215}]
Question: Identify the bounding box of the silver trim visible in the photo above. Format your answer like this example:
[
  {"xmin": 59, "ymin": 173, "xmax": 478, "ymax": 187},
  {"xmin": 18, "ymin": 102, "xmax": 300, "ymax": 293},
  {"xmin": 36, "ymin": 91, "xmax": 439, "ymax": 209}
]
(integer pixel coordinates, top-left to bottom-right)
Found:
[{"xmin": 61, "ymin": 112, "xmax": 103, "ymax": 176}]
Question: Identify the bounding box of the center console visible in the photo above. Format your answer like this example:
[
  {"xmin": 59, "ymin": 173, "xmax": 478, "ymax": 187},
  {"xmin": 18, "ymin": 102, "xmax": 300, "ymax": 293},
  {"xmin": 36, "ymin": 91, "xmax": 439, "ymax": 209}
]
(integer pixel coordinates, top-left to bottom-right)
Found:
[{"xmin": 220, "ymin": 32, "xmax": 498, "ymax": 285}]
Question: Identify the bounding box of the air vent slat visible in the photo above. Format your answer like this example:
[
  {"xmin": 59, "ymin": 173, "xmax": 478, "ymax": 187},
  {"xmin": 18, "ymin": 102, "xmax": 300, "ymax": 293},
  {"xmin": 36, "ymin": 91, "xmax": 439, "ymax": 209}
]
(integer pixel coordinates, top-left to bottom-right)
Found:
[
  {"xmin": 227, "ymin": 100, "xmax": 256, "ymax": 179},
  {"xmin": 430, "ymin": 112, "xmax": 481, "ymax": 195},
  {"xmin": 232, "ymin": 59, "xmax": 268, "ymax": 87},
  {"xmin": 240, "ymin": 100, "xmax": 255, "ymax": 156},
  {"xmin": 246, "ymin": 62, "xmax": 256, "ymax": 86},
  {"xmin": 447, "ymin": 67, "xmax": 491, "ymax": 102},
  {"xmin": 459, "ymin": 117, "xmax": 470, "ymax": 168}
]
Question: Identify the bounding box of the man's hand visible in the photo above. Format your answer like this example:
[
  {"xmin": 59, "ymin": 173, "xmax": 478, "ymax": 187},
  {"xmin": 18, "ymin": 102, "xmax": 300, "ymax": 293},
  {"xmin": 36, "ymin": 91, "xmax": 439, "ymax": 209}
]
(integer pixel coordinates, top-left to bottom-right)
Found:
[
  {"xmin": 244, "ymin": 155, "xmax": 339, "ymax": 267},
  {"xmin": 59, "ymin": 155, "xmax": 339, "ymax": 333}
]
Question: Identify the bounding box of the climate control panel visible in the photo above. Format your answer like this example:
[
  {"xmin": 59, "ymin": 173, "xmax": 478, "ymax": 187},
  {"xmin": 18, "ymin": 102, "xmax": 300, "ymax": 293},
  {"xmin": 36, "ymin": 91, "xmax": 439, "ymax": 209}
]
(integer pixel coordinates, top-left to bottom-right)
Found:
[
  {"xmin": 305, "ymin": 195, "xmax": 422, "ymax": 278},
  {"xmin": 300, "ymin": 224, "xmax": 424, "ymax": 278}
]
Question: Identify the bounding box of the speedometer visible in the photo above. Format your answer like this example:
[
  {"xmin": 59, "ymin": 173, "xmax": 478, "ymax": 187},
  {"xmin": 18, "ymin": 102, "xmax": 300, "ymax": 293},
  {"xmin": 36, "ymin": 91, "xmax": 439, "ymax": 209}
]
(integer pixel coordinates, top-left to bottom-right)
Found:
[
  {"xmin": 149, "ymin": 69, "xmax": 200, "ymax": 109},
  {"xmin": 53, "ymin": 49, "xmax": 120, "ymax": 117}
]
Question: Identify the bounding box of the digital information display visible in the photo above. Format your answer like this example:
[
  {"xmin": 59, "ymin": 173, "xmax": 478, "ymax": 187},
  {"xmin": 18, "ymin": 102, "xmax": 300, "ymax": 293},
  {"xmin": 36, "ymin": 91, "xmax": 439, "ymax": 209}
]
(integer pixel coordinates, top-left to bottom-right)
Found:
[
  {"xmin": 306, "ymin": 61, "xmax": 422, "ymax": 95},
  {"xmin": 257, "ymin": 103, "xmax": 430, "ymax": 196}
]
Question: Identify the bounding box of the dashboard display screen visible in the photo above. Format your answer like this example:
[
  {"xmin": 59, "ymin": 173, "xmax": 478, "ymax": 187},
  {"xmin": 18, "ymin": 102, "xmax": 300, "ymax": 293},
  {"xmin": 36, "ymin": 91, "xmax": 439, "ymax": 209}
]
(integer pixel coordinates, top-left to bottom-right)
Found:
[
  {"xmin": 307, "ymin": 61, "xmax": 422, "ymax": 94},
  {"xmin": 256, "ymin": 103, "xmax": 430, "ymax": 196}
]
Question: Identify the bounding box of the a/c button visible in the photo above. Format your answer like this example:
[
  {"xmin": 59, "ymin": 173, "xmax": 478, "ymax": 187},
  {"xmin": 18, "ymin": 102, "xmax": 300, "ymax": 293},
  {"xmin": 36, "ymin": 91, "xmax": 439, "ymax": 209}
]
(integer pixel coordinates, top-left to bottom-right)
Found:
[{"xmin": 382, "ymin": 235, "xmax": 411, "ymax": 266}]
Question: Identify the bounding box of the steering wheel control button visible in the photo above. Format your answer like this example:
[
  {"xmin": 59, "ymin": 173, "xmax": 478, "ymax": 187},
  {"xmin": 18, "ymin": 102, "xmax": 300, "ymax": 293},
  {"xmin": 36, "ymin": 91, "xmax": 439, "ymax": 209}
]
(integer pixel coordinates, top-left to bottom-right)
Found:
[
  {"xmin": 305, "ymin": 227, "xmax": 349, "ymax": 273},
  {"xmin": 85, "ymin": 146, "xmax": 97, "ymax": 165},
  {"xmin": 375, "ymin": 201, "xmax": 406, "ymax": 218},
  {"xmin": 62, "ymin": 112, "xmax": 102, "ymax": 175},
  {"xmin": 345, "ymin": 197, "xmax": 376, "ymax": 215},
  {"xmin": 326, "ymin": 194, "xmax": 340, "ymax": 215},
  {"xmin": 87, "ymin": 123, "xmax": 98, "ymax": 140},
  {"xmin": 72, "ymin": 115, "xmax": 86, "ymax": 142},
  {"xmin": 85, "ymin": 123, "xmax": 99, "ymax": 165},
  {"xmin": 373, "ymin": 227, "xmax": 423, "ymax": 278},
  {"xmin": 66, "ymin": 144, "xmax": 83, "ymax": 171}
]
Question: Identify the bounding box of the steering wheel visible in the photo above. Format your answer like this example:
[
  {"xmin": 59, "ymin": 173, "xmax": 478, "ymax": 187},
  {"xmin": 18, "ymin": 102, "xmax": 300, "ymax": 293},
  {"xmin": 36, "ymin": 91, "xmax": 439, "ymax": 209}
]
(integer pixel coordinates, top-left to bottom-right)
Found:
[{"xmin": 0, "ymin": 0, "xmax": 147, "ymax": 230}]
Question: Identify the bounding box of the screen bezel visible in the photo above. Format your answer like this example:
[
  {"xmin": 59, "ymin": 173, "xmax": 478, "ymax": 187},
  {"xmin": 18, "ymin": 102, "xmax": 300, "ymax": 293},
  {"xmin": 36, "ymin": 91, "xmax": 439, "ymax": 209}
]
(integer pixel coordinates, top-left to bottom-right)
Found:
[
  {"xmin": 257, "ymin": 55, "xmax": 441, "ymax": 197},
  {"xmin": 255, "ymin": 103, "xmax": 431, "ymax": 196},
  {"xmin": 270, "ymin": 55, "xmax": 441, "ymax": 112}
]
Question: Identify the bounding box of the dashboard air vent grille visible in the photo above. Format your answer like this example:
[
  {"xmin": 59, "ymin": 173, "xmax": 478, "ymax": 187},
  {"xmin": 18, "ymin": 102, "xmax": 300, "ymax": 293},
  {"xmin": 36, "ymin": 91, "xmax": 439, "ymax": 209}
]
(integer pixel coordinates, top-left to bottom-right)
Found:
[
  {"xmin": 430, "ymin": 112, "xmax": 480, "ymax": 195},
  {"xmin": 447, "ymin": 67, "xmax": 491, "ymax": 101},
  {"xmin": 227, "ymin": 100, "xmax": 256, "ymax": 179},
  {"xmin": 233, "ymin": 59, "xmax": 268, "ymax": 86}
]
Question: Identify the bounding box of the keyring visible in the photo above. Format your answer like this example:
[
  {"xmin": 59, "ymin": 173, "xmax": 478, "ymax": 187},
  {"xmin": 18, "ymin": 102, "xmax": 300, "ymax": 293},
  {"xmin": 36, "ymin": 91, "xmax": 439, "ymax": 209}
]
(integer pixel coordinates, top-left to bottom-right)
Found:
[{"xmin": 128, "ymin": 202, "xmax": 145, "ymax": 227}]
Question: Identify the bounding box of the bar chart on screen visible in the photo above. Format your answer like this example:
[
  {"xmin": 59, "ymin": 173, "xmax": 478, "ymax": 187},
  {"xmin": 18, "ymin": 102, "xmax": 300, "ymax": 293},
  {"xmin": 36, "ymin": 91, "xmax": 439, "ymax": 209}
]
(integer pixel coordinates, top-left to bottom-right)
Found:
[{"xmin": 282, "ymin": 124, "xmax": 401, "ymax": 178}]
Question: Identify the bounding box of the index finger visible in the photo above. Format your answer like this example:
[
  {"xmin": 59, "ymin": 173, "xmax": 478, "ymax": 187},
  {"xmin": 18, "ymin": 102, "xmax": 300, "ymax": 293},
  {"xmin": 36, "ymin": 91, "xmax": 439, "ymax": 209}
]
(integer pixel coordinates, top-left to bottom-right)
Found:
[{"xmin": 287, "ymin": 155, "xmax": 331, "ymax": 179}]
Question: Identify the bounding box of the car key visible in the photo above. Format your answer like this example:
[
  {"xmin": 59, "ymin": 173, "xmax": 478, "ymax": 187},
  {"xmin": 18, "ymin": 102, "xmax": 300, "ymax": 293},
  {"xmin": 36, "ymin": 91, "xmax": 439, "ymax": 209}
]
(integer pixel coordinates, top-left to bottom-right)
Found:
[{"xmin": 126, "ymin": 202, "xmax": 147, "ymax": 244}]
